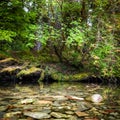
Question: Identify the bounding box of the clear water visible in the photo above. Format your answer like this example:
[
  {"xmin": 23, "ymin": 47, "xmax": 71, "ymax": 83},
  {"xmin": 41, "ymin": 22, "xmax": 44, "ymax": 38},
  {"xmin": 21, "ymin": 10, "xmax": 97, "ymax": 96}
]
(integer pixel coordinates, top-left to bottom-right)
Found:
[{"xmin": 0, "ymin": 82, "xmax": 120, "ymax": 120}]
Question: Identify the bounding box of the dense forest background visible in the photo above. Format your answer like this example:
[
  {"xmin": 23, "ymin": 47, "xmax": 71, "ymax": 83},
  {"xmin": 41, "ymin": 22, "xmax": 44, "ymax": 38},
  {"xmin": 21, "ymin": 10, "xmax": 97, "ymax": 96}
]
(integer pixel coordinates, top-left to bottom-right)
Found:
[{"xmin": 0, "ymin": 0, "xmax": 120, "ymax": 79}]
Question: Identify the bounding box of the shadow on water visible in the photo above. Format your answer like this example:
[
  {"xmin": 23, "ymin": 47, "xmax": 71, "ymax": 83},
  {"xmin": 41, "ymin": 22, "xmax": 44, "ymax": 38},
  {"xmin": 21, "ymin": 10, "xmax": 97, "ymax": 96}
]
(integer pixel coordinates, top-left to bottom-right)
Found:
[{"xmin": 0, "ymin": 75, "xmax": 120, "ymax": 87}]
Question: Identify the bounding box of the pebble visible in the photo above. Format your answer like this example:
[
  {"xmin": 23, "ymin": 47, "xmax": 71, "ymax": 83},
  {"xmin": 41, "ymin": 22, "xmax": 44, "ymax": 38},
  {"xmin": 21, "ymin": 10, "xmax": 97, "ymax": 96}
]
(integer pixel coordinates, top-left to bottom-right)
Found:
[
  {"xmin": 20, "ymin": 98, "xmax": 34, "ymax": 104},
  {"xmin": 108, "ymin": 116, "xmax": 116, "ymax": 120},
  {"xmin": 4, "ymin": 111, "xmax": 22, "ymax": 118},
  {"xmin": 65, "ymin": 111, "xmax": 74, "ymax": 115},
  {"xmin": 110, "ymin": 112, "xmax": 119, "ymax": 116},
  {"xmin": 51, "ymin": 112, "xmax": 69, "ymax": 118},
  {"xmin": 91, "ymin": 94, "xmax": 103, "ymax": 103},
  {"xmin": 76, "ymin": 102, "xmax": 92, "ymax": 111},
  {"xmin": 24, "ymin": 111, "xmax": 51, "ymax": 119},
  {"xmin": 75, "ymin": 111, "xmax": 89, "ymax": 117},
  {"xmin": 0, "ymin": 106, "xmax": 7, "ymax": 112},
  {"xmin": 0, "ymin": 112, "xmax": 5, "ymax": 118}
]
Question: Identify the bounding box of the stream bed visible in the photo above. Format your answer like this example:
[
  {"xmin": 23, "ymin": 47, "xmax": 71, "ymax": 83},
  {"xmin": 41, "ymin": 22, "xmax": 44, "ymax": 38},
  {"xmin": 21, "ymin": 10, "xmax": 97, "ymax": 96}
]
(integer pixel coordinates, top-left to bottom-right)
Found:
[{"xmin": 0, "ymin": 82, "xmax": 120, "ymax": 120}]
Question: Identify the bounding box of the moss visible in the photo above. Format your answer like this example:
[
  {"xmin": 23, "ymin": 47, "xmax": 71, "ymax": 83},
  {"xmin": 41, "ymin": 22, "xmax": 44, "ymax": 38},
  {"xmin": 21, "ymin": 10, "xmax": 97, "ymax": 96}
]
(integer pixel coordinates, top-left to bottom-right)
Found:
[
  {"xmin": 50, "ymin": 71, "xmax": 90, "ymax": 82},
  {"xmin": 0, "ymin": 58, "xmax": 17, "ymax": 64},
  {"xmin": 18, "ymin": 50, "xmax": 59, "ymax": 63},
  {"xmin": 1, "ymin": 66, "xmax": 21, "ymax": 73},
  {"xmin": 17, "ymin": 67, "xmax": 41, "ymax": 77},
  {"xmin": 64, "ymin": 75, "xmax": 71, "ymax": 81},
  {"xmin": 51, "ymin": 72, "xmax": 64, "ymax": 81},
  {"xmin": 43, "ymin": 66, "xmax": 91, "ymax": 82},
  {"xmin": 70, "ymin": 73, "xmax": 91, "ymax": 81},
  {"xmin": 17, "ymin": 66, "xmax": 46, "ymax": 82},
  {"xmin": 38, "ymin": 70, "xmax": 45, "ymax": 82}
]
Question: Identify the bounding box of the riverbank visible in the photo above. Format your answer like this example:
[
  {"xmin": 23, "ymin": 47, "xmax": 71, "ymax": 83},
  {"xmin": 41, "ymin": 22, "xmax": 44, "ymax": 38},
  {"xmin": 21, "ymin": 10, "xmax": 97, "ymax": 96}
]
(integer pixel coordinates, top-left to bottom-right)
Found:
[
  {"xmin": 0, "ymin": 53, "xmax": 120, "ymax": 85},
  {"xmin": 0, "ymin": 57, "xmax": 91, "ymax": 85}
]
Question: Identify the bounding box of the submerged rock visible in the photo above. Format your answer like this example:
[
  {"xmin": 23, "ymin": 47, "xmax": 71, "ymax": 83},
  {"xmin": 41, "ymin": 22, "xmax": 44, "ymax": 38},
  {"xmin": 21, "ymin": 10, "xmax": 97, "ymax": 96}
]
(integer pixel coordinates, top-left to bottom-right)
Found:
[
  {"xmin": 4, "ymin": 111, "xmax": 22, "ymax": 118},
  {"xmin": 75, "ymin": 111, "xmax": 89, "ymax": 117},
  {"xmin": 24, "ymin": 111, "xmax": 51, "ymax": 119},
  {"xmin": 0, "ymin": 112, "xmax": 4, "ymax": 118},
  {"xmin": 0, "ymin": 106, "xmax": 7, "ymax": 112},
  {"xmin": 65, "ymin": 95, "xmax": 84, "ymax": 101},
  {"xmin": 91, "ymin": 94, "xmax": 103, "ymax": 103},
  {"xmin": 34, "ymin": 100, "xmax": 52, "ymax": 106},
  {"xmin": 69, "ymin": 116, "xmax": 78, "ymax": 120},
  {"xmin": 52, "ymin": 95, "xmax": 68, "ymax": 101},
  {"xmin": 20, "ymin": 98, "xmax": 35, "ymax": 104},
  {"xmin": 51, "ymin": 112, "xmax": 69, "ymax": 119},
  {"xmin": 76, "ymin": 102, "xmax": 92, "ymax": 112},
  {"xmin": 65, "ymin": 111, "xmax": 74, "ymax": 115}
]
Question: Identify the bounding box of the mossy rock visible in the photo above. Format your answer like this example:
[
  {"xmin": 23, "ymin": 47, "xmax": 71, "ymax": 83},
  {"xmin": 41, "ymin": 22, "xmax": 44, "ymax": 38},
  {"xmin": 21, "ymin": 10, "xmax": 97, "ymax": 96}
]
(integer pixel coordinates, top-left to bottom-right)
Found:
[
  {"xmin": 46, "ymin": 67, "xmax": 91, "ymax": 82},
  {"xmin": 0, "ymin": 66, "xmax": 22, "ymax": 74},
  {"xmin": 51, "ymin": 72, "xmax": 90, "ymax": 82},
  {"xmin": 17, "ymin": 67, "xmax": 45, "ymax": 81},
  {"xmin": 0, "ymin": 58, "xmax": 18, "ymax": 66},
  {"xmin": 70, "ymin": 73, "xmax": 91, "ymax": 81},
  {"xmin": 17, "ymin": 67, "xmax": 40, "ymax": 76}
]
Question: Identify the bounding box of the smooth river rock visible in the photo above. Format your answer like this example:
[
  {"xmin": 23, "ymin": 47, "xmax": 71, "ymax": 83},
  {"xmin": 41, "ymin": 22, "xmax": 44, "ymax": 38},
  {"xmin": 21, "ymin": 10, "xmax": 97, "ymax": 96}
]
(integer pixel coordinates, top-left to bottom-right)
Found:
[
  {"xmin": 51, "ymin": 112, "xmax": 69, "ymax": 119},
  {"xmin": 24, "ymin": 111, "xmax": 51, "ymax": 119}
]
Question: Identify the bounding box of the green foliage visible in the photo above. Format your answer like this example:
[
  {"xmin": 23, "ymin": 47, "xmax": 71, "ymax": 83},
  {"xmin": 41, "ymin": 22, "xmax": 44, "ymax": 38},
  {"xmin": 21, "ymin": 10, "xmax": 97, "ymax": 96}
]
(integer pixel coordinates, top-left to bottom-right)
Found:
[
  {"xmin": 38, "ymin": 24, "xmax": 50, "ymax": 46},
  {"xmin": 90, "ymin": 32, "xmax": 116, "ymax": 76},
  {"xmin": 62, "ymin": 1, "xmax": 81, "ymax": 21},
  {"xmin": 38, "ymin": 24, "xmax": 61, "ymax": 46},
  {"xmin": 66, "ymin": 21, "xmax": 85, "ymax": 47},
  {"xmin": 0, "ymin": 30, "xmax": 16, "ymax": 42},
  {"xmin": 62, "ymin": 2, "xmax": 81, "ymax": 14},
  {"xmin": 94, "ymin": 0, "xmax": 109, "ymax": 7},
  {"xmin": 0, "ymin": 0, "xmax": 37, "ymax": 51},
  {"xmin": 114, "ymin": 56, "xmax": 120, "ymax": 77},
  {"xmin": 25, "ymin": 24, "xmax": 37, "ymax": 48},
  {"xmin": 0, "ymin": 0, "xmax": 119, "ymax": 78}
]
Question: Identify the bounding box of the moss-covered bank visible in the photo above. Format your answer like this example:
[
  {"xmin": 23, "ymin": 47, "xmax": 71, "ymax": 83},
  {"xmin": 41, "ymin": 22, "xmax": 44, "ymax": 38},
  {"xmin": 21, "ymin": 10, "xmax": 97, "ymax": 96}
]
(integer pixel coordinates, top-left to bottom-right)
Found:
[{"xmin": 0, "ymin": 57, "xmax": 91, "ymax": 84}]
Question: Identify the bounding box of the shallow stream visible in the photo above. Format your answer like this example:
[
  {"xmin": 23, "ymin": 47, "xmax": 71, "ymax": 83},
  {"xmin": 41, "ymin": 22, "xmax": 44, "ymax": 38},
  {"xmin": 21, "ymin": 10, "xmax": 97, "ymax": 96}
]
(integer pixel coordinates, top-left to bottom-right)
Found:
[{"xmin": 0, "ymin": 82, "xmax": 120, "ymax": 120}]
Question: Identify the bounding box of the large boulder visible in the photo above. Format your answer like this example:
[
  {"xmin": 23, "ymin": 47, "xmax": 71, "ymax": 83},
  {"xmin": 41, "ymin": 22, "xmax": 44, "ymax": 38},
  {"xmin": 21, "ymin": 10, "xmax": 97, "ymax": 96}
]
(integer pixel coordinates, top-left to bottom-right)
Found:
[
  {"xmin": 17, "ymin": 67, "xmax": 45, "ymax": 81},
  {"xmin": 0, "ymin": 58, "xmax": 45, "ymax": 84}
]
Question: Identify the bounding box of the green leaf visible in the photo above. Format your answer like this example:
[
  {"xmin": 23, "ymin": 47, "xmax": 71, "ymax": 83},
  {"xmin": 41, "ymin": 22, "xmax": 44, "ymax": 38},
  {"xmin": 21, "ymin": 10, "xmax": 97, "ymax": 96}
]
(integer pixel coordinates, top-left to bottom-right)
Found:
[{"xmin": 0, "ymin": 30, "xmax": 16, "ymax": 42}]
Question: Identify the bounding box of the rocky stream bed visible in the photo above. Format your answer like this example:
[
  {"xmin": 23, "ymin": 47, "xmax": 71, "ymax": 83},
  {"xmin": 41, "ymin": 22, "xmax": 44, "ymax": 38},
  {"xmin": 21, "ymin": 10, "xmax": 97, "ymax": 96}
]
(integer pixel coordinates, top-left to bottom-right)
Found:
[
  {"xmin": 0, "ymin": 82, "xmax": 120, "ymax": 120},
  {"xmin": 0, "ymin": 57, "xmax": 120, "ymax": 120}
]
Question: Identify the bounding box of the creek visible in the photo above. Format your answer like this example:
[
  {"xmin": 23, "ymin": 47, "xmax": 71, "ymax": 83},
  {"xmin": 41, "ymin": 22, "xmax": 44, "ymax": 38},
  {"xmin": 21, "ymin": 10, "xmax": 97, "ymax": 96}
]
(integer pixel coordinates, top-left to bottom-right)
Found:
[{"xmin": 0, "ymin": 82, "xmax": 120, "ymax": 120}]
